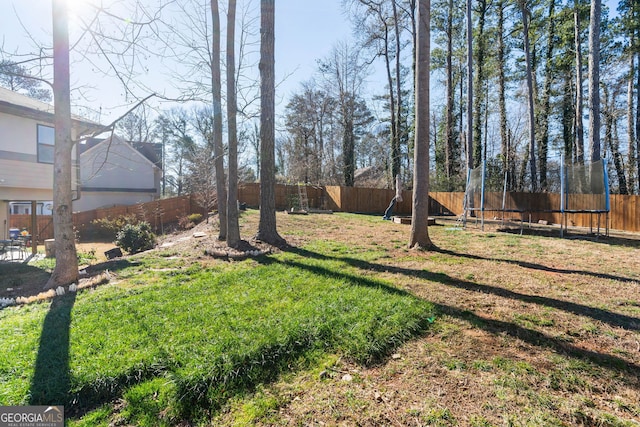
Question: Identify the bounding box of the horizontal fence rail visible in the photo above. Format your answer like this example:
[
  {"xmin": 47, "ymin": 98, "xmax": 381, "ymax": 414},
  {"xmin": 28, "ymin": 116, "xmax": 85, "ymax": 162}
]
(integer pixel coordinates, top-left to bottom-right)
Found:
[{"xmin": 9, "ymin": 185, "xmax": 640, "ymax": 244}]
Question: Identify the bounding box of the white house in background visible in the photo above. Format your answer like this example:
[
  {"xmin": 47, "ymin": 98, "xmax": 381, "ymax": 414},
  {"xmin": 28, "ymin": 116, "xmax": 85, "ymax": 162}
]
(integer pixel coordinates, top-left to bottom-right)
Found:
[
  {"xmin": 73, "ymin": 135, "xmax": 162, "ymax": 212},
  {"xmin": 8, "ymin": 201, "xmax": 54, "ymax": 215},
  {"xmin": 0, "ymin": 86, "xmax": 100, "ymax": 240}
]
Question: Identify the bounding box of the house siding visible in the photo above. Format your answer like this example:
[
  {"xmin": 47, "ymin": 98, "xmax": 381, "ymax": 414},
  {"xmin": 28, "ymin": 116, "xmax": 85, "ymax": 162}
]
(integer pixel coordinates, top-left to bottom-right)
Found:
[
  {"xmin": 73, "ymin": 192, "xmax": 158, "ymax": 212},
  {"xmin": 74, "ymin": 136, "xmax": 160, "ymax": 212},
  {"xmin": 0, "ymin": 112, "xmax": 81, "ymax": 197}
]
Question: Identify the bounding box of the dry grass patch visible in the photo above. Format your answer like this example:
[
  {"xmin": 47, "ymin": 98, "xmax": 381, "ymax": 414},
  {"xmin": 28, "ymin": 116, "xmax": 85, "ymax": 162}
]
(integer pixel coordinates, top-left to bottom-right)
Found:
[
  {"xmin": 212, "ymin": 213, "xmax": 640, "ymax": 426},
  {"xmin": 3, "ymin": 210, "xmax": 640, "ymax": 426}
]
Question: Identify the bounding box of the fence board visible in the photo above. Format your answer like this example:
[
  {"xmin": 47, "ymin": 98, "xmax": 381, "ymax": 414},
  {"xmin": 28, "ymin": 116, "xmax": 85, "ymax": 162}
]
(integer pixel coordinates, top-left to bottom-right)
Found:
[{"xmin": 11, "ymin": 188, "xmax": 640, "ymax": 240}]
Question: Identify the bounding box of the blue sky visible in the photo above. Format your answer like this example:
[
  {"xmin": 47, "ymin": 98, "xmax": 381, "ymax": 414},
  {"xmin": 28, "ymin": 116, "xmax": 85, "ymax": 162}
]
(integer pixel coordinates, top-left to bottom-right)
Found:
[
  {"xmin": 2, "ymin": 0, "xmax": 621, "ymax": 128},
  {"xmin": 0, "ymin": 0, "xmax": 357, "ymax": 124}
]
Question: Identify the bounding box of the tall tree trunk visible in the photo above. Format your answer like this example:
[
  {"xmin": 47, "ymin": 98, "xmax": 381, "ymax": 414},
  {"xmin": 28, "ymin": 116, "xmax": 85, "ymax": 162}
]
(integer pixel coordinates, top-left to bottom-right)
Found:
[
  {"xmin": 211, "ymin": 0, "xmax": 227, "ymax": 240},
  {"xmin": 445, "ymin": 0, "xmax": 455, "ymax": 187},
  {"xmin": 472, "ymin": 0, "xmax": 487, "ymax": 168},
  {"xmin": 627, "ymin": 45, "xmax": 636, "ymax": 193},
  {"xmin": 574, "ymin": 4, "xmax": 585, "ymax": 164},
  {"xmin": 46, "ymin": 0, "xmax": 79, "ymax": 289},
  {"xmin": 410, "ymin": 0, "xmax": 432, "ymax": 249},
  {"xmin": 588, "ymin": 0, "xmax": 601, "ymax": 162},
  {"xmin": 636, "ymin": 49, "xmax": 640, "ymax": 192},
  {"xmin": 226, "ymin": 0, "xmax": 240, "ymax": 247},
  {"xmin": 392, "ymin": 0, "xmax": 403, "ymax": 180},
  {"xmin": 562, "ymin": 74, "xmax": 575, "ymax": 161},
  {"xmin": 256, "ymin": 0, "xmax": 285, "ymax": 246},
  {"xmin": 497, "ymin": 0, "xmax": 509, "ymax": 190},
  {"xmin": 520, "ymin": 1, "xmax": 537, "ymax": 191},
  {"xmin": 466, "ymin": 0, "xmax": 473, "ymax": 172},
  {"xmin": 604, "ymin": 85, "xmax": 628, "ymax": 194},
  {"xmin": 538, "ymin": 0, "xmax": 556, "ymax": 191},
  {"xmin": 382, "ymin": 18, "xmax": 398, "ymax": 182},
  {"xmin": 343, "ymin": 106, "xmax": 356, "ymax": 186}
]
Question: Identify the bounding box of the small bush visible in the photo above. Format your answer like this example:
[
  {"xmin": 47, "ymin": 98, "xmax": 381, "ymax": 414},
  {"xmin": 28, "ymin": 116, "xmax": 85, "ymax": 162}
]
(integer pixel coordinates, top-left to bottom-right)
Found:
[
  {"xmin": 115, "ymin": 222, "xmax": 157, "ymax": 254},
  {"xmin": 177, "ymin": 213, "xmax": 203, "ymax": 230},
  {"xmin": 88, "ymin": 215, "xmax": 139, "ymax": 241},
  {"xmin": 188, "ymin": 213, "xmax": 203, "ymax": 224},
  {"xmin": 177, "ymin": 215, "xmax": 195, "ymax": 230}
]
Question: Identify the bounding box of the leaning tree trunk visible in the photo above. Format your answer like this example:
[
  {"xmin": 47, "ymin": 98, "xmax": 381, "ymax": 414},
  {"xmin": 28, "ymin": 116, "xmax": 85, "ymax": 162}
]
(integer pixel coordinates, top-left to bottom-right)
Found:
[
  {"xmin": 211, "ymin": 0, "xmax": 227, "ymax": 240},
  {"xmin": 409, "ymin": 0, "xmax": 432, "ymax": 249},
  {"xmin": 46, "ymin": 0, "xmax": 79, "ymax": 289},
  {"xmin": 226, "ymin": 0, "xmax": 240, "ymax": 247},
  {"xmin": 256, "ymin": 0, "xmax": 285, "ymax": 246},
  {"xmin": 588, "ymin": 0, "xmax": 601, "ymax": 162}
]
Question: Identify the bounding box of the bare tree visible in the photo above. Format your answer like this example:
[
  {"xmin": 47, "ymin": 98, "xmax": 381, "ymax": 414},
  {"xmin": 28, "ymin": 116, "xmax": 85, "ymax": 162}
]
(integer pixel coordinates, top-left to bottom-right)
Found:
[
  {"xmin": 318, "ymin": 42, "xmax": 373, "ymax": 187},
  {"xmin": 3, "ymin": 2, "xmax": 164, "ymax": 289},
  {"xmin": 226, "ymin": 0, "xmax": 241, "ymax": 247},
  {"xmin": 117, "ymin": 106, "xmax": 154, "ymax": 143},
  {"xmin": 186, "ymin": 142, "xmax": 217, "ymax": 220},
  {"xmin": 347, "ymin": 0, "xmax": 407, "ymax": 182},
  {"xmin": 0, "ymin": 60, "xmax": 51, "ymax": 101},
  {"xmin": 46, "ymin": 0, "xmax": 78, "ymax": 289},
  {"xmin": 410, "ymin": 0, "xmax": 433, "ymax": 249},
  {"xmin": 156, "ymin": 108, "xmax": 196, "ymax": 197},
  {"xmin": 255, "ymin": 0, "xmax": 285, "ymax": 246},
  {"xmin": 210, "ymin": 0, "xmax": 228, "ymax": 240}
]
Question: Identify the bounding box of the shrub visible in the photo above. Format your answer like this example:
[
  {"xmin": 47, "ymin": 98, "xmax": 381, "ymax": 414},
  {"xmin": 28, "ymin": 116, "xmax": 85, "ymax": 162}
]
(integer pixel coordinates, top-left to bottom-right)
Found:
[
  {"xmin": 115, "ymin": 222, "xmax": 157, "ymax": 254},
  {"xmin": 88, "ymin": 215, "xmax": 139, "ymax": 241},
  {"xmin": 188, "ymin": 213, "xmax": 203, "ymax": 224},
  {"xmin": 177, "ymin": 213, "xmax": 204, "ymax": 230},
  {"xmin": 177, "ymin": 215, "xmax": 195, "ymax": 230}
]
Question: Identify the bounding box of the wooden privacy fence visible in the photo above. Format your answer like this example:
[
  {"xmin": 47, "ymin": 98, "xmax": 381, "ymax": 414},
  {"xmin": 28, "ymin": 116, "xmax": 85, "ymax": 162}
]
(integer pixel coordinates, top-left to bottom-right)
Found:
[
  {"xmin": 237, "ymin": 185, "xmax": 640, "ymax": 233},
  {"xmin": 10, "ymin": 185, "xmax": 640, "ymax": 243},
  {"xmin": 10, "ymin": 195, "xmax": 194, "ymax": 242}
]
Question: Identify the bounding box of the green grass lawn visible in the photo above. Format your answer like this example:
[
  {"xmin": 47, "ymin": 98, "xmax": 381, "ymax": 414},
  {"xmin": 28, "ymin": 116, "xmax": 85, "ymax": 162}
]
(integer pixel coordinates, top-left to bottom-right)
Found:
[{"xmin": 0, "ymin": 236, "xmax": 434, "ymax": 425}]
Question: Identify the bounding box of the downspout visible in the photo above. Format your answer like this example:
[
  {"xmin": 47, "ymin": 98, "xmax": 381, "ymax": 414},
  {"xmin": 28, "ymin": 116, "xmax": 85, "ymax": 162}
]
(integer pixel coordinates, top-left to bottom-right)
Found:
[
  {"xmin": 30, "ymin": 201, "xmax": 37, "ymax": 255},
  {"xmin": 73, "ymin": 140, "xmax": 81, "ymax": 202}
]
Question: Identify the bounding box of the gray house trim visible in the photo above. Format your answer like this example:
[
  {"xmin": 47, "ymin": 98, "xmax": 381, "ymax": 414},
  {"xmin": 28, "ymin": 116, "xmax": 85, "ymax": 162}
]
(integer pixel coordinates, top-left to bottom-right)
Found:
[{"xmin": 80, "ymin": 187, "xmax": 158, "ymax": 193}]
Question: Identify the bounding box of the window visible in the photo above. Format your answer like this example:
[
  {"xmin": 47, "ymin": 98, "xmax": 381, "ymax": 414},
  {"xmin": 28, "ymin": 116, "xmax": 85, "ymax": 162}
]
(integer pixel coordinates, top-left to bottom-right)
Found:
[{"xmin": 37, "ymin": 124, "xmax": 55, "ymax": 164}]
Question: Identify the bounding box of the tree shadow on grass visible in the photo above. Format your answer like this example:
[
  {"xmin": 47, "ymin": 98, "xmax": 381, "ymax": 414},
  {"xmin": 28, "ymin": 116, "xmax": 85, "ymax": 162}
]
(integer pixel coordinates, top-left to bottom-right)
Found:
[
  {"xmin": 270, "ymin": 245, "xmax": 640, "ymax": 379},
  {"xmin": 29, "ymin": 292, "xmax": 76, "ymax": 406},
  {"xmin": 434, "ymin": 246, "xmax": 639, "ymax": 284},
  {"xmin": 434, "ymin": 302, "xmax": 640, "ymax": 382},
  {"xmin": 496, "ymin": 225, "xmax": 640, "ymax": 249},
  {"xmin": 282, "ymin": 246, "xmax": 640, "ymax": 331}
]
